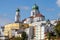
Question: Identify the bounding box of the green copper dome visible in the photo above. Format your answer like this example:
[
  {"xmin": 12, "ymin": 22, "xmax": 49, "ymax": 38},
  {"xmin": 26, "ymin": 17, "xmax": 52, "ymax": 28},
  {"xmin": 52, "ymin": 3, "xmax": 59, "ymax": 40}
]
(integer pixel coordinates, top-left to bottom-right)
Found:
[
  {"xmin": 16, "ymin": 8, "xmax": 20, "ymax": 12},
  {"xmin": 32, "ymin": 4, "xmax": 39, "ymax": 10}
]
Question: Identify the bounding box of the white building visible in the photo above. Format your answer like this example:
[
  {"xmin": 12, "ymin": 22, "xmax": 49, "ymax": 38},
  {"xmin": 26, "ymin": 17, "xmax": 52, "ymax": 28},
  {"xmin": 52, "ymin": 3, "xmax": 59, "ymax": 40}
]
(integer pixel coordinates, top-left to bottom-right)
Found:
[
  {"xmin": 23, "ymin": 4, "xmax": 57, "ymax": 40},
  {"xmin": 2, "ymin": 4, "xmax": 58, "ymax": 40}
]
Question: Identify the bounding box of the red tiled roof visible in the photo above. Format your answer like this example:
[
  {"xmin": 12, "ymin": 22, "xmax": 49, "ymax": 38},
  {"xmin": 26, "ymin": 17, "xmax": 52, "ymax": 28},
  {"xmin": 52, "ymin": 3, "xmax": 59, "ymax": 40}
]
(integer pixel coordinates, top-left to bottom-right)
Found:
[
  {"xmin": 29, "ymin": 16, "xmax": 34, "ymax": 18},
  {"xmin": 29, "ymin": 13, "xmax": 44, "ymax": 18},
  {"xmin": 23, "ymin": 13, "xmax": 44, "ymax": 21},
  {"xmin": 35, "ymin": 13, "xmax": 44, "ymax": 17}
]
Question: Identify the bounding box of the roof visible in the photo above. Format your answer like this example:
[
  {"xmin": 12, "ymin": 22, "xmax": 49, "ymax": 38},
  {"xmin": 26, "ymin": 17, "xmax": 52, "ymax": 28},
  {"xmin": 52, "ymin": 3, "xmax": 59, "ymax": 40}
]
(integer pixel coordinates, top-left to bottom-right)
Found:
[
  {"xmin": 35, "ymin": 13, "xmax": 44, "ymax": 17},
  {"xmin": 29, "ymin": 14, "xmax": 44, "ymax": 18},
  {"xmin": 32, "ymin": 4, "xmax": 39, "ymax": 10},
  {"xmin": 29, "ymin": 16, "xmax": 35, "ymax": 18},
  {"xmin": 16, "ymin": 8, "xmax": 20, "ymax": 12},
  {"xmin": 23, "ymin": 13, "xmax": 44, "ymax": 21},
  {"xmin": 56, "ymin": 21, "xmax": 60, "ymax": 24}
]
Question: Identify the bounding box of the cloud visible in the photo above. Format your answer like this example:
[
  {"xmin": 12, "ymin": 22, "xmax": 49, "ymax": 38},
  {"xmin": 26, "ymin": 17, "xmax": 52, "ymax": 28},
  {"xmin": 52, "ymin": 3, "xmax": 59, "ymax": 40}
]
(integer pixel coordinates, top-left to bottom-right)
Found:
[
  {"xmin": 41, "ymin": 8, "xmax": 55, "ymax": 12},
  {"xmin": 0, "ymin": 14, "xmax": 13, "ymax": 26},
  {"xmin": 0, "ymin": 18, "xmax": 11, "ymax": 26},
  {"xmin": 0, "ymin": 14, "xmax": 7, "ymax": 18},
  {"xmin": 19, "ymin": 6, "xmax": 30, "ymax": 10},
  {"xmin": 45, "ymin": 8, "xmax": 55, "ymax": 12},
  {"xmin": 56, "ymin": 0, "xmax": 60, "ymax": 7},
  {"xmin": 57, "ymin": 13, "xmax": 60, "ymax": 17}
]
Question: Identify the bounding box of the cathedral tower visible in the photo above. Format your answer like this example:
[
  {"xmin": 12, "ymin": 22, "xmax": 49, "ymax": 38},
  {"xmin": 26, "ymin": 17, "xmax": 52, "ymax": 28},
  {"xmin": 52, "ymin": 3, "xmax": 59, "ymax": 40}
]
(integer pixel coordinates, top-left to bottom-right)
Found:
[
  {"xmin": 15, "ymin": 8, "xmax": 20, "ymax": 23},
  {"xmin": 31, "ymin": 4, "xmax": 40, "ymax": 17},
  {"xmin": 31, "ymin": 4, "xmax": 45, "ymax": 21}
]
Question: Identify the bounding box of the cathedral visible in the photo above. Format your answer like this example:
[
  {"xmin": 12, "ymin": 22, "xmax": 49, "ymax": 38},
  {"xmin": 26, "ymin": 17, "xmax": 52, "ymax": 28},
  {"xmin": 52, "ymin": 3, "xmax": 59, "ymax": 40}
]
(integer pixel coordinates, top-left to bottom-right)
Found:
[{"xmin": 4, "ymin": 4, "xmax": 57, "ymax": 40}]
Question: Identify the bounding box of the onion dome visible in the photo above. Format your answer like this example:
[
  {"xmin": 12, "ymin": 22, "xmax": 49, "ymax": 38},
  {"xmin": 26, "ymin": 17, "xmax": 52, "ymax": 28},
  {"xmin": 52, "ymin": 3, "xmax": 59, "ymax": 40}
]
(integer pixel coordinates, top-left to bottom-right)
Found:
[
  {"xmin": 16, "ymin": 8, "xmax": 20, "ymax": 12},
  {"xmin": 32, "ymin": 4, "xmax": 39, "ymax": 10}
]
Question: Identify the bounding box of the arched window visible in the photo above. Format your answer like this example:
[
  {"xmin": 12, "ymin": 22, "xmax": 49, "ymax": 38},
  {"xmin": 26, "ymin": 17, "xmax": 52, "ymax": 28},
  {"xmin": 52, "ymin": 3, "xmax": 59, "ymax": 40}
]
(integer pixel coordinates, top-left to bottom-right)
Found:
[{"xmin": 33, "ymin": 12, "xmax": 34, "ymax": 15}]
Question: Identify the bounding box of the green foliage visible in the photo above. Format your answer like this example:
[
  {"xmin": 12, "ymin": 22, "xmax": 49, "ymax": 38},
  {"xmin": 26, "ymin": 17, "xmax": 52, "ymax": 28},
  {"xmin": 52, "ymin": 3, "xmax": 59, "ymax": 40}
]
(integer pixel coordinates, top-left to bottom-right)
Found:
[
  {"xmin": 47, "ymin": 32, "xmax": 51, "ymax": 40},
  {"xmin": 21, "ymin": 32, "xmax": 28, "ymax": 40},
  {"xmin": 46, "ymin": 21, "xmax": 60, "ymax": 40},
  {"xmin": 54, "ymin": 21, "xmax": 60, "ymax": 38},
  {"xmin": 47, "ymin": 32, "xmax": 56, "ymax": 40},
  {"xmin": 14, "ymin": 37, "xmax": 22, "ymax": 40},
  {"xmin": 12, "ymin": 32, "xmax": 28, "ymax": 40},
  {"xmin": 54, "ymin": 21, "xmax": 60, "ymax": 37}
]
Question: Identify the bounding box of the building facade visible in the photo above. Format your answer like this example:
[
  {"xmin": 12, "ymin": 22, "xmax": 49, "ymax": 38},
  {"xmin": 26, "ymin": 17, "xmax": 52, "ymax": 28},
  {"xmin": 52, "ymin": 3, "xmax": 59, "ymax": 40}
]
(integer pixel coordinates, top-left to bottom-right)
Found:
[
  {"xmin": 23, "ymin": 4, "xmax": 57, "ymax": 40},
  {"xmin": 3, "ymin": 4, "xmax": 58, "ymax": 40}
]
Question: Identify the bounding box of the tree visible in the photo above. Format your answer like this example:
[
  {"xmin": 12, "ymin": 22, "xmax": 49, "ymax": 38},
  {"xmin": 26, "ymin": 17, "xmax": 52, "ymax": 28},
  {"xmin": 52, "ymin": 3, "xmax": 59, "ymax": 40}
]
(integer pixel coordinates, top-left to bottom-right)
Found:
[
  {"xmin": 54, "ymin": 21, "xmax": 60, "ymax": 37},
  {"xmin": 54, "ymin": 21, "xmax": 60, "ymax": 40},
  {"xmin": 21, "ymin": 32, "xmax": 28, "ymax": 40},
  {"xmin": 47, "ymin": 30, "xmax": 51, "ymax": 40},
  {"xmin": 14, "ymin": 37, "xmax": 22, "ymax": 40},
  {"xmin": 11, "ymin": 32, "xmax": 28, "ymax": 40}
]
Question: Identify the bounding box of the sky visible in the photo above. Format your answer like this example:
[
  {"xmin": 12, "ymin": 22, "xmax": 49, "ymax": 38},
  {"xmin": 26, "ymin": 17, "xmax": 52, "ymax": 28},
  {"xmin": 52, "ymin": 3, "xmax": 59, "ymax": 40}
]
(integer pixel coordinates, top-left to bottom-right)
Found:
[{"xmin": 0, "ymin": 0, "xmax": 60, "ymax": 26}]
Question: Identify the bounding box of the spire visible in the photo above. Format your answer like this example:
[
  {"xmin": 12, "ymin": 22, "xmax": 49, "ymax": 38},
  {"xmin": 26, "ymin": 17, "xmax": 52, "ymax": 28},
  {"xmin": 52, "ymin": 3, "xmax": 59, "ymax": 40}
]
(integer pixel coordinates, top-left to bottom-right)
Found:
[{"xmin": 15, "ymin": 8, "xmax": 20, "ymax": 23}]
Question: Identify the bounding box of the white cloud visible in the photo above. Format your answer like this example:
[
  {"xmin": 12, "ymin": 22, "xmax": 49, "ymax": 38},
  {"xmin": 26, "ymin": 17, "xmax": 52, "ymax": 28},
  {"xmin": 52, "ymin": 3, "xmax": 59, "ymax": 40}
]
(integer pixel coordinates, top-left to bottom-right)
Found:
[
  {"xmin": 41, "ymin": 8, "xmax": 55, "ymax": 12},
  {"xmin": 56, "ymin": 0, "xmax": 60, "ymax": 7},
  {"xmin": 19, "ymin": 6, "xmax": 30, "ymax": 10},
  {"xmin": 57, "ymin": 13, "xmax": 60, "ymax": 17},
  {"xmin": 0, "ymin": 14, "xmax": 13, "ymax": 26},
  {"xmin": 0, "ymin": 18, "xmax": 11, "ymax": 26},
  {"xmin": 45, "ymin": 8, "xmax": 55, "ymax": 12}
]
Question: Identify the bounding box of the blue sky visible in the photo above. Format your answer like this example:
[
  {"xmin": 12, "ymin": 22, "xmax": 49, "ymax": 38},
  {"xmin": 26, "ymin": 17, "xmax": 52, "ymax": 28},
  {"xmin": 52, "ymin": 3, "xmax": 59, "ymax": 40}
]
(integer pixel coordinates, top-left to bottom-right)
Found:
[{"xmin": 0, "ymin": 0, "xmax": 60, "ymax": 26}]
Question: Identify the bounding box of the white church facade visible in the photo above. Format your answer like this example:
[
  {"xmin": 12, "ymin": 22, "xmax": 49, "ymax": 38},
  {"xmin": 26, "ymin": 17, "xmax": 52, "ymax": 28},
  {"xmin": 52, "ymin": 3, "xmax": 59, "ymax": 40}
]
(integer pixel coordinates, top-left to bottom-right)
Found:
[
  {"xmin": 23, "ymin": 4, "xmax": 57, "ymax": 40},
  {"xmin": 3, "ymin": 4, "xmax": 58, "ymax": 40}
]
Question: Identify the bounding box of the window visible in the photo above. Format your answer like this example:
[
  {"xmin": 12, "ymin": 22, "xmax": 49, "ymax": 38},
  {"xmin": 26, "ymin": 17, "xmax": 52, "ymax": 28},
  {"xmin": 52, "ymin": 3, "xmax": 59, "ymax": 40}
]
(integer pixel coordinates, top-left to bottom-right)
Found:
[{"xmin": 33, "ymin": 12, "xmax": 34, "ymax": 15}]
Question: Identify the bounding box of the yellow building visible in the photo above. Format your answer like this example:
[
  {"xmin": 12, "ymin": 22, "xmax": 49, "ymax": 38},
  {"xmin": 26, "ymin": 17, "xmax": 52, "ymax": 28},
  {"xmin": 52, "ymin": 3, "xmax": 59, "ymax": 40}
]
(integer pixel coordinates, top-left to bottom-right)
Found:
[
  {"xmin": 4, "ymin": 23, "xmax": 29, "ymax": 38},
  {"xmin": 4, "ymin": 23, "xmax": 21, "ymax": 36},
  {"xmin": 4, "ymin": 8, "xmax": 29, "ymax": 38}
]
